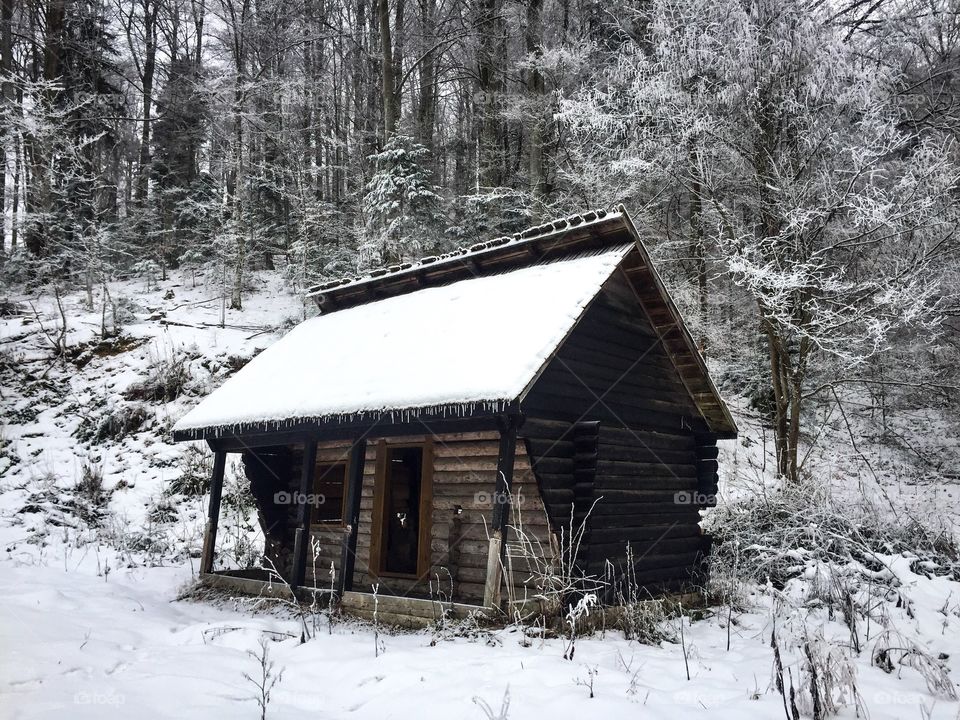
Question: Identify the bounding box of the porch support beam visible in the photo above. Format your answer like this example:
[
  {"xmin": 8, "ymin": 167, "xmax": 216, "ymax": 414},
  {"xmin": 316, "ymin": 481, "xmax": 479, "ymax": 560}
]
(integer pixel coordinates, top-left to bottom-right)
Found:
[
  {"xmin": 291, "ymin": 438, "xmax": 318, "ymax": 591},
  {"xmin": 200, "ymin": 450, "xmax": 227, "ymax": 574},
  {"xmin": 483, "ymin": 414, "xmax": 520, "ymax": 609},
  {"xmin": 338, "ymin": 438, "xmax": 367, "ymax": 596}
]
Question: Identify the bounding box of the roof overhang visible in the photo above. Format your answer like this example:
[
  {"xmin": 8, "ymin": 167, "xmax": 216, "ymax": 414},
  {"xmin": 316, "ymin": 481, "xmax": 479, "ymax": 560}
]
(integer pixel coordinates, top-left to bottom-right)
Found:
[{"xmin": 173, "ymin": 206, "xmax": 738, "ymax": 442}]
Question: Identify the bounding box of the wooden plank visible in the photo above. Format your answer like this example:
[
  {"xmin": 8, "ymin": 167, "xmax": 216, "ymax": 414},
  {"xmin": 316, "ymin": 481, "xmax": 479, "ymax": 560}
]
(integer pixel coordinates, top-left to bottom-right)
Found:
[
  {"xmin": 368, "ymin": 440, "xmax": 388, "ymax": 579},
  {"xmin": 200, "ymin": 450, "xmax": 227, "ymax": 574},
  {"xmin": 190, "ymin": 415, "xmax": 505, "ymax": 448},
  {"xmin": 339, "ymin": 438, "xmax": 366, "ymax": 594},
  {"xmin": 291, "ymin": 440, "xmax": 318, "ymax": 589},
  {"xmin": 417, "ymin": 439, "xmax": 435, "ymax": 578}
]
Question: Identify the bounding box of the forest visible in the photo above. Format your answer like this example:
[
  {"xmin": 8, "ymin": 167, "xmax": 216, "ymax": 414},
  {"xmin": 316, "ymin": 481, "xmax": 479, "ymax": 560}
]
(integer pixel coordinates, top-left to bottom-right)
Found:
[
  {"xmin": 3, "ymin": 0, "xmax": 960, "ymax": 486},
  {"xmin": 3, "ymin": 2, "xmax": 960, "ymax": 718}
]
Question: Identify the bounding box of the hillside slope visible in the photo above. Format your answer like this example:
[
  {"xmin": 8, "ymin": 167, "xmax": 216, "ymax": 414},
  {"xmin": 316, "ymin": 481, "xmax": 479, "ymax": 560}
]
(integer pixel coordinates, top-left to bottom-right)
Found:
[{"xmin": 1, "ymin": 271, "xmax": 959, "ymax": 720}]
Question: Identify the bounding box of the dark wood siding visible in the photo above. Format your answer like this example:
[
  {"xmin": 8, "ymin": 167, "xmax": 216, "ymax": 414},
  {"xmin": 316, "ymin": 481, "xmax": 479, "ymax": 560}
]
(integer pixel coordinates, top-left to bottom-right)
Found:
[
  {"xmin": 521, "ymin": 272, "xmax": 717, "ymax": 595},
  {"xmin": 521, "ymin": 271, "xmax": 707, "ymax": 434}
]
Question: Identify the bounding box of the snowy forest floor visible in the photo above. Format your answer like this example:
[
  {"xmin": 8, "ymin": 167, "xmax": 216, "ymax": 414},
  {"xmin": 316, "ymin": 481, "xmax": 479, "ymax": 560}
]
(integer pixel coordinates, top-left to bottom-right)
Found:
[{"xmin": 2, "ymin": 270, "xmax": 960, "ymax": 719}]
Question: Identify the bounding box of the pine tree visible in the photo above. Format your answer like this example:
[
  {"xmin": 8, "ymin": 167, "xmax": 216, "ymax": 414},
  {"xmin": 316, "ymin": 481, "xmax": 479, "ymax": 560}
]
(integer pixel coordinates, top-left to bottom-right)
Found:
[{"xmin": 361, "ymin": 135, "xmax": 445, "ymax": 266}]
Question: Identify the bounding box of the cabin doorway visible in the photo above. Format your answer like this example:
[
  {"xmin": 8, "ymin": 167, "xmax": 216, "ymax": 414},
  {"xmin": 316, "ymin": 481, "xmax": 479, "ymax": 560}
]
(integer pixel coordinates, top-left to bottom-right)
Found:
[{"xmin": 373, "ymin": 443, "xmax": 433, "ymax": 578}]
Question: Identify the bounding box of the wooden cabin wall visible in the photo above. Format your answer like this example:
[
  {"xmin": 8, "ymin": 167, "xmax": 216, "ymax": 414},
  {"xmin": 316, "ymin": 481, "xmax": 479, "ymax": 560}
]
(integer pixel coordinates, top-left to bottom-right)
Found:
[
  {"xmin": 243, "ymin": 434, "xmax": 553, "ymax": 604},
  {"xmin": 521, "ymin": 272, "xmax": 718, "ymax": 596},
  {"xmin": 304, "ymin": 441, "xmax": 355, "ymax": 586},
  {"xmin": 521, "ymin": 272, "xmax": 708, "ymax": 435},
  {"xmin": 350, "ymin": 431, "xmax": 552, "ymax": 605},
  {"xmin": 242, "ymin": 442, "xmax": 352, "ymax": 586},
  {"xmin": 242, "ymin": 446, "xmax": 298, "ymax": 578}
]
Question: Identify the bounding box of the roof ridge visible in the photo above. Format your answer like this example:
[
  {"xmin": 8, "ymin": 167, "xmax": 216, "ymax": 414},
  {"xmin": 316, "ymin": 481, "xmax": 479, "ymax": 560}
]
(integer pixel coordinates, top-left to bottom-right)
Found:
[{"xmin": 305, "ymin": 205, "xmax": 623, "ymax": 298}]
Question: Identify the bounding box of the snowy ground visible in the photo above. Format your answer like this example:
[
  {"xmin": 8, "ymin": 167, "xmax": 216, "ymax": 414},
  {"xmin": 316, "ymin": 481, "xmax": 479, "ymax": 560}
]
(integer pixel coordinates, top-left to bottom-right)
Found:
[{"xmin": 2, "ymin": 270, "xmax": 960, "ymax": 719}]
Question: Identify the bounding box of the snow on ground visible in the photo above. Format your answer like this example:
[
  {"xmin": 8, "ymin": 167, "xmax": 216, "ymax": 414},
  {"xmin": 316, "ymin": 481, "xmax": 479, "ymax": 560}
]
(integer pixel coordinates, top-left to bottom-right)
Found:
[
  {"xmin": 3, "ymin": 537, "xmax": 960, "ymax": 719},
  {"xmin": 2, "ymin": 270, "xmax": 960, "ymax": 719}
]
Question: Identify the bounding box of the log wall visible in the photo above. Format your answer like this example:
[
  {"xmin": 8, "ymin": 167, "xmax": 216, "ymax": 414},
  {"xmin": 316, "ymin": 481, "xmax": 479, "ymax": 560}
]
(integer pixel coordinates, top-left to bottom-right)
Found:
[
  {"xmin": 350, "ymin": 431, "xmax": 552, "ymax": 604},
  {"xmin": 242, "ymin": 432, "xmax": 554, "ymax": 605},
  {"xmin": 520, "ymin": 271, "xmax": 719, "ymax": 596}
]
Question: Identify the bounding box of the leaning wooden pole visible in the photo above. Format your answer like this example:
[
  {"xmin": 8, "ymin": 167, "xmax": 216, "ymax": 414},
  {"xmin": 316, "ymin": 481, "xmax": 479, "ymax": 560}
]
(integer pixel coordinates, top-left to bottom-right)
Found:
[
  {"xmin": 200, "ymin": 450, "xmax": 227, "ymax": 574},
  {"xmin": 483, "ymin": 415, "xmax": 519, "ymax": 609},
  {"xmin": 291, "ymin": 439, "xmax": 318, "ymax": 591},
  {"xmin": 338, "ymin": 438, "xmax": 366, "ymax": 597}
]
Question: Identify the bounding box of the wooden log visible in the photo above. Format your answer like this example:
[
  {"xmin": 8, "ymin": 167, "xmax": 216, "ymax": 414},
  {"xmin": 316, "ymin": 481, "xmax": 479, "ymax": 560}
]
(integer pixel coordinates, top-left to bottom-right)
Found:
[
  {"xmin": 593, "ymin": 476, "xmax": 699, "ymax": 491},
  {"xmin": 338, "ymin": 439, "xmax": 366, "ymax": 594},
  {"xmin": 523, "ymin": 438, "xmax": 575, "ymax": 458},
  {"xmin": 597, "ymin": 444, "xmax": 698, "ymax": 466},
  {"xmin": 587, "ymin": 536, "xmax": 705, "ymax": 559},
  {"xmin": 591, "ymin": 498, "xmax": 708, "ymax": 515},
  {"xmin": 584, "ymin": 509, "xmax": 702, "ymax": 526},
  {"xmin": 520, "ymin": 417, "xmax": 577, "ymax": 440},
  {"xmin": 598, "ymin": 425, "xmax": 697, "ymax": 447},
  {"xmin": 541, "ymin": 355, "xmax": 687, "ymax": 396},
  {"xmin": 200, "ymin": 450, "xmax": 227, "ymax": 574},
  {"xmin": 291, "ymin": 440, "xmax": 319, "ymax": 589},
  {"xmin": 483, "ymin": 533, "xmax": 503, "ymax": 608},
  {"xmin": 590, "ymin": 524, "xmax": 701, "ymax": 543},
  {"xmin": 596, "ymin": 459, "xmax": 698, "ymax": 477},
  {"xmin": 523, "ymin": 394, "xmax": 706, "ymax": 434},
  {"xmin": 695, "ymin": 445, "xmax": 719, "ymax": 460}
]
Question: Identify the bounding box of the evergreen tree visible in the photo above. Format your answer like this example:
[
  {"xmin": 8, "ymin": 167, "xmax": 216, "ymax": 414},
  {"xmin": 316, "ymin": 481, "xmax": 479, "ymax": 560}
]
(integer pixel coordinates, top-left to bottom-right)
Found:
[{"xmin": 361, "ymin": 135, "xmax": 445, "ymax": 266}]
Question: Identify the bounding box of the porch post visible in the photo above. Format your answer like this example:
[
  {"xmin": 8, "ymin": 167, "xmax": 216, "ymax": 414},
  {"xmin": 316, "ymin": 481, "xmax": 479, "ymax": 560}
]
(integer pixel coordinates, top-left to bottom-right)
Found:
[
  {"xmin": 338, "ymin": 438, "xmax": 367, "ymax": 596},
  {"xmin": 483, "ymin": 415, "xmax": 519, "ymax": 609},
  {"xmin": 200, "ymin": 450, "xmax": 227, "ymax": 574},
  {"xmin": 291, "ymin": 438, "xmax": 318, "ymax": 591}
]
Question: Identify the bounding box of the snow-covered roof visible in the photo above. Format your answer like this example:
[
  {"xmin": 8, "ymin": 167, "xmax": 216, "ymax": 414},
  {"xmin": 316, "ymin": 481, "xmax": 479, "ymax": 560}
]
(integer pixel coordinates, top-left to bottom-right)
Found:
[{"xmin": 173, "ymin": 245, "xmax": 633, "ymax": 437}]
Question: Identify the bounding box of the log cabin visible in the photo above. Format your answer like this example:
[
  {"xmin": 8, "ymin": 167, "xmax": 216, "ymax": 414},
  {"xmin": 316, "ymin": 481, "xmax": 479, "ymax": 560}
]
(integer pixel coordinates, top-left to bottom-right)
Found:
[{"xmin": 172, "ymin": 206, "xmax": 737, "ymax": 625}]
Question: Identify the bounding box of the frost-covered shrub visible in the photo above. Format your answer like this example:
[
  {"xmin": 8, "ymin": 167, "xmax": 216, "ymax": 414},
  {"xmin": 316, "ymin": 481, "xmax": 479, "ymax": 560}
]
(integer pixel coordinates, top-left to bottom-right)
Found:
[
  {"xmin": 217, "ymin": 469, "xmax": 262, "ymax": 569},
  {"xmin": 705, "ymin": 479, "xmax": 958, "ymax": 590},
  {"xmin": 17, "ymin": 467, "xmax": 112, "ymax": 530},
  {"xmin": 123, "ymin": 353, "xmax": 192, "ymax": 402},
  {"xmin": 0, "ymin": 298, "xmax": 27, "ymax": 317},
  {"xmin": 75, "ymin": 463, "xmax": 107, "ymax": 506},
  {"xmin": 198, "ymin": 351, "xmax": 255, "ymax": 381},
  {"xmin": 872, "ymin": 629, "xmax": 958, "ymax": 699},
  {"xmin": 0, "ymin": 250, "xmax": 35, "ymax": 285},
  {"xmin": 0, "ymin": 425, "xmax": 19, "ymax": 478},
  {"xmin": 798, "ymin": 630, "xmax": 865, "ymax": 717},
  {"xmin": 75, "ymin": 403, "xmax": 150, "ymax": 442},
  {"xmin": 617, "ymin": 596, "xmax": 676, "ymax": 646},
  {"xmin": 110, "ymin": 296, "xmax": 142, "ymax": 328},
  {"xmin": 166, "ymin": 445, "xmax": 211, "ymax": 496},
  {"xmin": 147, "ymin": 496, "xmax": 178, "ymax": 524}
]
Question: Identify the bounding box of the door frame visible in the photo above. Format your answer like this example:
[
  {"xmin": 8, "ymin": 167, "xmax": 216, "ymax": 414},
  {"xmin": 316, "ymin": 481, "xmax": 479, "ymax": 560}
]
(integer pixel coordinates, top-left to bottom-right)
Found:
[{"xmin": 369, "ymin": 438, "xmax": 434, "ymax": 580}]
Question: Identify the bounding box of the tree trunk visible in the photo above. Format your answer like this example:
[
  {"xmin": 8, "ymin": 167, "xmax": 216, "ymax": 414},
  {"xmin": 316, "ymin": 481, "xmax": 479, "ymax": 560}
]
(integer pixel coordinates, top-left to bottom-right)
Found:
[
  {"xmin": 379, "ymin": 0, "xmax": 397, "ymax": 139},
  {"xmin": 0, "ymin": 0, "xmax": 8, "ymax": 257},
  {"xmin": 11, "ymin": 132, "xmax": 19, "ymax": 250},
  {"xmin": 393, "ymin": 0, "xmax": 404, "ymax": 126},
  {"xmin": 25, "ymin": 0, "xmax": 69, "ymax": 257},
  {"xmin": 192, "ymin": 0, "xmax": 205, "ymax": 66},
  {"xmin": 415, "ymin": 0, "xmax": 436, "ymax": 156},
  {"xmin": 476, "ymin": 0, "xmax": 503, "ymax": 188},
  {"xmin": 135, "ymin": 0, "xmax": 158, "ymax": 204},
  {"xmin": 688, "ymin": 145, "xmax": 708, "ymax": 325},
  {"xmin": 525, "ymin": 0, "xmax": 545, "ymax": 197}
]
